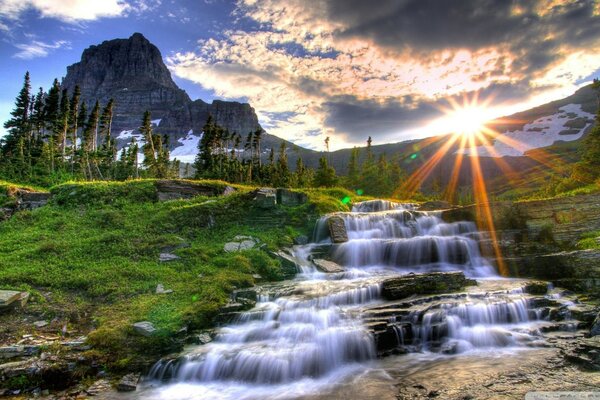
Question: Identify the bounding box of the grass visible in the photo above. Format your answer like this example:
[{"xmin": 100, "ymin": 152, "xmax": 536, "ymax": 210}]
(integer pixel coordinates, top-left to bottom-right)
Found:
[
  {"xmin": 577, "ymin": 230, "xmax": 600, "ymax": 250},
  {"xmin": 0, "ymin": 179, "xmax": 355, "ymax": 371}
]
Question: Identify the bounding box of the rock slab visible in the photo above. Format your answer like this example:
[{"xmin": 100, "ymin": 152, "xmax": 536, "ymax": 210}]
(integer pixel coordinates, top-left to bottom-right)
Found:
[
  {"xmin": 327, "ymin": 215, "xmax": 348, "ymax": 243},
  {"xmin": 313, "ymin": 259, "xmax": 345, "ymax": 273},
  {"xmin": 381, "ymin": 271, "xmax": 476, "ymax": 300},
  {"xmin": 117, "ymin": 373, "xmax": 140, "ymax": 392},
  {"xmin": 132, "ymin": 321, "xmax": 157, "ymax": 337}
]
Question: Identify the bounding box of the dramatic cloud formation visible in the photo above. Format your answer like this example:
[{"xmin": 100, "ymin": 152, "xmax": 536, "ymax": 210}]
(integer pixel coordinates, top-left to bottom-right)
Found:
[{"xmin": 167, "ymin": 0, "xmax": 600, "ymax": 149}]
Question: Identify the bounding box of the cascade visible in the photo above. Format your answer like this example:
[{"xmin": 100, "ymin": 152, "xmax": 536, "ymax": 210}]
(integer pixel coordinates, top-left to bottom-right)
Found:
[{"xmin": 146, "ymin": 200, "xmax": 572, "ymax": 399}]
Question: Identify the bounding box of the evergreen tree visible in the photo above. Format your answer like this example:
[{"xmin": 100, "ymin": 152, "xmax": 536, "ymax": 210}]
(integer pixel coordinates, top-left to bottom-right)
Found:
[
  {"xmin": 347, "ymin": 147, "xmax": 360, "ymax": 188},
  {"xmin": 313, "ymin": 156, "xmax": 337, "ymax": 187},
  {"xmin": 44, "ymin": 79, "xmax": 61, "ymax": 136},
  {"xmin": 1, "ymin": 72, "xmax": 31, "ymax": 177},
  {"xmin": 58, "ymin": 89, "xmax": 70, "ymax": 160}
]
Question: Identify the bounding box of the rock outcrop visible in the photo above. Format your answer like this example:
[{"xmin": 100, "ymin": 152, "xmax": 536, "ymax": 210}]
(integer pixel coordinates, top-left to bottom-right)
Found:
[{"xmin": 442, "ymin": 193, "xmax": 600, "ymax": 293}]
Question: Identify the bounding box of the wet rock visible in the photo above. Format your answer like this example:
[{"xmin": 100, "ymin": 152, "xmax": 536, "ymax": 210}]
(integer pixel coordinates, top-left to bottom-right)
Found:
[
  {"xmin": 312, "ymin": 259, "xmax": 345, "ymax": 273},
  {"xmin": 156, "ymin": 284, "xmax": 173, "ymax": 294},
  {"xmin": 327, "ymin": 215, "xmax": 348, "ymax": 243},
  {"xmin": 132, "ymin": 321, "xmax": 157, "ymax": 337},
  {"xmin": 254, "ymin": 188, "xmax": 277, "ymax": 209},
  {"xmin": 252, "ymin": 274, "xmax": 262, "ymax": 280},
  {"xmin": 276, "ymin": 188, "xmax": 307, "ymax": 206},
  {"xmin": 564, "ymin": 336, "xmax": 600, "ymax": 370},
  {"xmin": 191, "ymin": 332, "xmax": 212, "ymax": 345},
  {"xmin": 523, "ymin": 281, "xmax": 548, "ymax": 295},
  {"xmin": 567, "ymin": 304, "xmax": 598, "ymax": 324},
  {"xmin": 293, "ymin": 235, "xmax": 309, "ymax": 245},
  {"xmin": 269, "ymin": 249, "xmax": 299, "ymax": 278},
  {"xmin": 117, "ymin": 373, "xmax": 140, "ymax": 392},
  {"xmin": 591, "ymin": 313, "xmax": 600, "ymax": 337},
  {"xmin": 381, "ymin": 271, "xmax": 475, "ymax": 300},
  {"xmin": 159, "ymin": 252, "xmax": 180, "ymax": 262}
]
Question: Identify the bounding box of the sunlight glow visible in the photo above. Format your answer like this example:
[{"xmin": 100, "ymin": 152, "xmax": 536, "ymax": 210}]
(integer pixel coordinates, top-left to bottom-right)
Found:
[{"xmin": 428, "ymin": 94, "xmax": 496, "ymax": 137}]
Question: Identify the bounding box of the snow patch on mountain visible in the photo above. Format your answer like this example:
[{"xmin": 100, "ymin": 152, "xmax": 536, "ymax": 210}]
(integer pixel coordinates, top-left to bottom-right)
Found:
[
  {"xmin": 170, "ymin": 130, "xmax": 202, "ymax": 163},
  {"xmin": 458, "ymin": 104, "xmax": 595, "ymax": 157}
]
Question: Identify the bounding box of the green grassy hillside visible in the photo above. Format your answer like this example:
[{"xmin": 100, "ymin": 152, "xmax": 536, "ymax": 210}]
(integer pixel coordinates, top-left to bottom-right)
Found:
[{"xmin": 0, "ymin": 180, "xmax": 361, "ymax": 371}]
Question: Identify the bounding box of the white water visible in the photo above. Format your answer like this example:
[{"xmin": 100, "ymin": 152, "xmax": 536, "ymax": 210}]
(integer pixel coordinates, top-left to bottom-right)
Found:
[{"xmin": 143, "ymin": 200, "xmax": 558, "ymax": 400}]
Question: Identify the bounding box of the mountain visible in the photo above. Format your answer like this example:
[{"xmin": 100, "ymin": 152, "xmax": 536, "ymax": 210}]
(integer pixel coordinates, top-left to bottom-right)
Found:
[
  {"xmin": 61, "ymin": 33, "xmax": 597, "ymax": 196},
  {"xmin": 61, "ymin": 33, "xmax": 307, "ymax": 163}
]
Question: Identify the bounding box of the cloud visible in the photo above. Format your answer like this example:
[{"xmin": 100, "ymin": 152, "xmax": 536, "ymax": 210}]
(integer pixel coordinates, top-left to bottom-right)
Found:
[
  {"xmin": 167, "ymin": 0, "xmax": 600, "ymax": 149},
  {"xmin": 0, "ymin": 0, "xmax": 162, "ymax": 24},
  {"xmin": 12, "ymin": 39, "xmax": 70, "ymax": 59}
]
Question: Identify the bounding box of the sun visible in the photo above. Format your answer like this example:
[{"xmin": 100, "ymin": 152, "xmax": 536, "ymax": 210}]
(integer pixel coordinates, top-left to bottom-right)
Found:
[
  {"xmin": 428, "ymin": 94, "xmax": 497, "ymax": 138},
  {"xmin": 443, "ymin": 106, "xmax": 491, "ymax": 136}
]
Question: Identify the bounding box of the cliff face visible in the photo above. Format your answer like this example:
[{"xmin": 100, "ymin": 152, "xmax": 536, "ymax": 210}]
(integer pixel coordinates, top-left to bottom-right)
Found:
[{"xmin": 61, "ymin": 33, "xmax": 264, "ymax": 151}]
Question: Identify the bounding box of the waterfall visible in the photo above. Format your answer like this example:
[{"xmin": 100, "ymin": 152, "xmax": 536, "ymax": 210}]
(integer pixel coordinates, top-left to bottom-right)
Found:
[
  {"xmin": 147, "ymin": 199, "xmax": 553, "ymax": 399},
  {"xmin": 331, "ymin": 203, "xmax": 495, "ymax": 277}
]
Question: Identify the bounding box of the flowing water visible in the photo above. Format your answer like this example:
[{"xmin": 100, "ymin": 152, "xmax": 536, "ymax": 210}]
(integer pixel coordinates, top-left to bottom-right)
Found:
[{"xmin": 137, "ymin": 200, "xmax": 581, "ymax": 400}]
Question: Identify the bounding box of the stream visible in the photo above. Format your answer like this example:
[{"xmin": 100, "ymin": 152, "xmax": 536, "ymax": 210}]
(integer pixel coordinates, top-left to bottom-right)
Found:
[{"xmin": 128, "ymin": 200, "xmax": 592, "ymax": 399}]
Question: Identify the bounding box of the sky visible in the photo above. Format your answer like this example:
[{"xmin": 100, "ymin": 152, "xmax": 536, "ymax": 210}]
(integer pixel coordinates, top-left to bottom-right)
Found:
[{"xmin": 0, "ymin": 0, "xmax": 599, "ymax": 151}]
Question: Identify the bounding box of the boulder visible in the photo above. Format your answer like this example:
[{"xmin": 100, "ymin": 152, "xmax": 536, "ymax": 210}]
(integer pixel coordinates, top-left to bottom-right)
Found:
[
  {"xmin": 156, "ymin": 284, "xmax": 173, "ymax": 294},
  {"xmin": 224, "ymin": 237, "xmax": 257, "ymax": 253},
  {"xmin": 313, "ymin": 259, "xmax": 345, "ymax": 273},
  {"xmin": 254, "ymin": 188, "xmax": 277, "ymax": 209},
  {"xmin": 33, "ymin": 320, "xmax": 49, "ymax": 328},
  {"xmin": 17, "ymin": 190, "xmax": 51, "ymax": 210},
  {"xmin": 132, "ymin": 321, "xmax": 157, "ymax": 337},
  {"xmin": 381, "ymin": 271, "xmax": 476, "ymax": 300},
  {"xmin": 117, "ymin": 373, "xmax": 140, "ymax": 392},
  {"xmin": 269, "ymin": 249, "xmax": 299, "ymax": 278},
  {"xmin": 327, "ymin": 215, "xmax": 348, "ymax": 243},
  {"xmin": 159, "ymin": 253, "xmax": 180, "ymax": 262},
  {"xmin": 276, "ymin": 188, "xmax": 308, "ymax": 206},
  {"xmin": 0, "ymin": 290, "xmax": 28, "ymax": 314}
]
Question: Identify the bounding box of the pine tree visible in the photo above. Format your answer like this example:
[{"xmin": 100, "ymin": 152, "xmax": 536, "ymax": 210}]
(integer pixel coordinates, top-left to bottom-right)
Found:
[
  {"xmin": 99, "ymin": 99, "xmax": 114, "ymax": 147},
  {"xmin": 313, "ymin": 156, "xmax": 337, "ymax": 187},
  {"xmin": 140, "ymin": 110, "xmax": 157, "ymax": 174},
  {"xmin": 44, "ymin": 79, "xmax": 61, "ymax": 136},
  {"xmin": 0, "ymin": 72, "xmax": 31, "ymax": 177},
  {"xmin": 347, "ymin": 147, "xmax": 360, "ymax": 188},
  {"xmin": 58, "ymin": 89, "xmax": 70, "ymax": 160}
]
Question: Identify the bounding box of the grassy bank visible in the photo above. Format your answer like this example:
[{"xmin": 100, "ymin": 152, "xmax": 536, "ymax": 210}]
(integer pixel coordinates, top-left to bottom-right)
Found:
[{"xmin": 0, "ymin": 179, "xmax": 361, "ymax": 371}]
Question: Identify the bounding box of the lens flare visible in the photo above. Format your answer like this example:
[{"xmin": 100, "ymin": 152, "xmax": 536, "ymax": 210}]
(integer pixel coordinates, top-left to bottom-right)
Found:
[{"xmin": 394, "ymin": 93, "xmax": 571, "ymax": 276}]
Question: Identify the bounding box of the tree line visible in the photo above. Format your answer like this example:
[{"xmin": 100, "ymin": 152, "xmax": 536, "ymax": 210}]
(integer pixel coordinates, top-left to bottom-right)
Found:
[
  {"xmin": 1, "ymin": 72, "xmax": 409, "ymax": 197},
  {"xmin": 0, "ymin": 72, "xmax": 178, "ymax": 185},
  {"xmin": 193, "ymin": 117, "xmax": 406, "ymax": 195}
]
